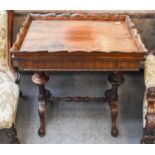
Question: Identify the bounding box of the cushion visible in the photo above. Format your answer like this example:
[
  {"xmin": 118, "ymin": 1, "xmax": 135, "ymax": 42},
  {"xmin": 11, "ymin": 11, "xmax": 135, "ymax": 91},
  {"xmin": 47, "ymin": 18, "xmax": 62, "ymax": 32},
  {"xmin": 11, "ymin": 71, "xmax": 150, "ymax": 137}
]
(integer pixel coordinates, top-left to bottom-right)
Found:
[
  {"xmin": 0, "ymin": 81, "xmax": 19, "ymax": 129},
  {"xmin": 143, "ymin": 54, "xmax": 155, "ymax": 127},
  {"xmin": 0, "ymin": 11, "xmax": 19, "ymax": 129},
  {"xmin": 144, "ymin": 54, "xmax": 155, "ymax": 88},
  {"xmin": 0, "ymin": 71, "xmax": 15, "ymax": 84},
  {"xmin": 0, "ymin": 11, "xmax": 7, "ymax": 71}
]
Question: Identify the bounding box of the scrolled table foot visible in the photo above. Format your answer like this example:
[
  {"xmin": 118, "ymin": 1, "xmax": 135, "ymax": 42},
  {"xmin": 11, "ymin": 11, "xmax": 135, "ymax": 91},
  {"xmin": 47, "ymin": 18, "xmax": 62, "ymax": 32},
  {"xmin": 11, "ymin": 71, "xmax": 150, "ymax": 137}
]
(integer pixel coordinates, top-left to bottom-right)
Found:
[
  {"xmin": 38, "ymin": 126, "xmax": 46, "ymax": 137},
  {"xmin": 111, "ymin": 128, "xmax": 118, "ymax": 137},
  {"xmin": 32, "ymin": 72, "xmax": 50, "ymax": 137},
  {"xmin": 38, "ymin": 99, "xmax": 46, "ymax": 137},
  {"xmin": 105, "ymin": 72, "xmax": 124, "ymax": 137},
  {"xmin": 110, "ymin": 101, "xmax": 118, "ymax": 137}
]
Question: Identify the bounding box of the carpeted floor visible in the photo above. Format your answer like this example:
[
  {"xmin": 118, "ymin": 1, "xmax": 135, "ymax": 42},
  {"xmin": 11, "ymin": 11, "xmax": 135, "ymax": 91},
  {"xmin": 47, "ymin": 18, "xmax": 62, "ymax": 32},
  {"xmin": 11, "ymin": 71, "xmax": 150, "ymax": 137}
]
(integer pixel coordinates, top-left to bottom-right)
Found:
[{"xmin": 0, "ymin": 71, "xmax": 145, "ymax": 144}]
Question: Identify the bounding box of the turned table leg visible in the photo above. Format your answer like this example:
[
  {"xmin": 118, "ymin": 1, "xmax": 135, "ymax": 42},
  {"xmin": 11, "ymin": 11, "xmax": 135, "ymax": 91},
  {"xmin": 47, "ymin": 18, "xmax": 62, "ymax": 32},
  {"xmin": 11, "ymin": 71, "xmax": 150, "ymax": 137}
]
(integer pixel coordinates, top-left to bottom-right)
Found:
[
  {"xmin": 32, "ymin": 72, "xmax": 51, "ymax": 137},
  {"xmin": 105, "ymin": 72, "xmax": 125, "ymax": 137}
]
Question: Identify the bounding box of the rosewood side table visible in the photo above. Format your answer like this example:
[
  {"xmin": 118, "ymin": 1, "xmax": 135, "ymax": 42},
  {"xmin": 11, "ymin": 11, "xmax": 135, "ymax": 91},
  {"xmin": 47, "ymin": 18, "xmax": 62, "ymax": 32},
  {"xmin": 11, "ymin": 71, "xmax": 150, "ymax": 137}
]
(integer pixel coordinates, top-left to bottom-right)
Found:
[{"xmin": 10, "ymin": 13, "xmax": 147, "ymax": 137}]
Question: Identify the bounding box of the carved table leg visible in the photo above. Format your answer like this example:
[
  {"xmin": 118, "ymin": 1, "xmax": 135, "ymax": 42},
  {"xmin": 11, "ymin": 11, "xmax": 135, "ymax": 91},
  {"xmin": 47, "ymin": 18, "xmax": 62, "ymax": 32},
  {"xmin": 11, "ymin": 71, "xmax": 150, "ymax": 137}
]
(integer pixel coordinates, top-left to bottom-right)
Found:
[
  {"xmin": 141, "ymin": 101, "xmax": 155, "ymax": 144},
  {"xmin": 105, "ymin": 72, "xmax": 125, "ymax": 137},
  {"xmin": 7, "ymin": 124, "xmax": 19, "ymax": 144},
  {"xmin": 32, "ymin": 72, "xmax": 51, "ymax": 137}
]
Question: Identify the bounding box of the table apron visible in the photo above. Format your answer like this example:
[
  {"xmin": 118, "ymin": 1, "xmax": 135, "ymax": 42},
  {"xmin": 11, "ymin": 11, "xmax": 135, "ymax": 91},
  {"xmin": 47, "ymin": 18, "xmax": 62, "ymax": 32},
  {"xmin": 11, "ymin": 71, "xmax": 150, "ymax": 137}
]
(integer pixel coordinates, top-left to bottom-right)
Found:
[{"xmin": 12, "ymin": 58, "xmax": 141, "ymax": 71}]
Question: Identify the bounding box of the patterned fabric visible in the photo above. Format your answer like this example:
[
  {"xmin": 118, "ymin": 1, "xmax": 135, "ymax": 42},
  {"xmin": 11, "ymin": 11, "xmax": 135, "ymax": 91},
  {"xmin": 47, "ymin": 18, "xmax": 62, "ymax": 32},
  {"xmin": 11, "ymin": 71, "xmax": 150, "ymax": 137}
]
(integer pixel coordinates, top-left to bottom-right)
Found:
[
  {"xmin": 0, "ymin": 71, "xmax": 15, "ymax": 84},
  {"xmin": 143, "ymin": 91, "xmax": 147, "ymax": 127},
  {"xmin": 0, "ymin": 11, "xmax": 19, "ymax": 129},
  {"xmin": 143, "ymin": 54, "xmax": 155, "ymax": 127},
  {"xmin": 144, "ymin": 54, "xmax": 155, "ymax": 88},
  {"xmin": 0, "ymin": 82, "xmax": 19, "ymax": 129},
  {"xmin": 0, "ymin": 11, "xmax": 7, "ymax": 71}
]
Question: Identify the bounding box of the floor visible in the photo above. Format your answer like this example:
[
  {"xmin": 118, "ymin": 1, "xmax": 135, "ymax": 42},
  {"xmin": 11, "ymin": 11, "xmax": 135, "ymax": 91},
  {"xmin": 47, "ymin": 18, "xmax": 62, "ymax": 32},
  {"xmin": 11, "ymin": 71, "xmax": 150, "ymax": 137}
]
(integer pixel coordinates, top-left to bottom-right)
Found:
[{"xmin": 0, "ymin": 71, "xmax": 145, "ymax": 144}]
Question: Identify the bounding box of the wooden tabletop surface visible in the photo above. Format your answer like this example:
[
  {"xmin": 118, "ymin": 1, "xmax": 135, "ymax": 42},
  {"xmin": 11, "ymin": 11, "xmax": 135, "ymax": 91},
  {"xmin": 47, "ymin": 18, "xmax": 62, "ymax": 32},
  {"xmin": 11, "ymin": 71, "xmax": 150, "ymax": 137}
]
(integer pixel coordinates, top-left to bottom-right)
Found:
[{"xmin": 20, "ymin": 20, "xmax": 140, "ymax": 53}]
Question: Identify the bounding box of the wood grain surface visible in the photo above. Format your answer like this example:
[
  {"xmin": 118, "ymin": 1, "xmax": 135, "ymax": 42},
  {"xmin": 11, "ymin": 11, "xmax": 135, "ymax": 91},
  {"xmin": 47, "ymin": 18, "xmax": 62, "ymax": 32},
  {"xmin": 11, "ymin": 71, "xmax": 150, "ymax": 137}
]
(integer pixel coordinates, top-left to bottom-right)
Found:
[
  {"xmin": 20, "ymin": 20, "xmax": 140, "ymax": 53},
  {"xmin": 11, "ymin": 13, "xmax": 147, "ymax": 71}
]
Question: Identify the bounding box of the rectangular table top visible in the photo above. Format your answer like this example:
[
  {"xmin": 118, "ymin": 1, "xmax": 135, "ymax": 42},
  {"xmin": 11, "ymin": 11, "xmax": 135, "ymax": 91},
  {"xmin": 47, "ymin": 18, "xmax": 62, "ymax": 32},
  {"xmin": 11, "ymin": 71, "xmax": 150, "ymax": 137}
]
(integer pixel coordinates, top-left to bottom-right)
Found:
[
  {"xmin": 11, "ymin": 13, "xmax": 147, "ymax": 54},
  {"xmin": 20, "ymin": 20, "xmax": 139, "ymax": 53},
  {"xmin": 10, "ymin": 13, "xmax": 147, "ymax": 71}
]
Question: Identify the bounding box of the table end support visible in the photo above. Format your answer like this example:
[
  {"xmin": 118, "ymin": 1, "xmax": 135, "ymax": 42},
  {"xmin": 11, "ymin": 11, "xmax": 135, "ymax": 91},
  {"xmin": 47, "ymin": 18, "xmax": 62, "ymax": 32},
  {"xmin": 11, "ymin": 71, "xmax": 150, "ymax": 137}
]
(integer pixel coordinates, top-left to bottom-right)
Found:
[
  {"xmin": 32, "ymin": 72, "xmax": 51, "ymax": 137},
  {"xmin": 105, "ymin": 72, "xmax": 125, "ymax": 137}
]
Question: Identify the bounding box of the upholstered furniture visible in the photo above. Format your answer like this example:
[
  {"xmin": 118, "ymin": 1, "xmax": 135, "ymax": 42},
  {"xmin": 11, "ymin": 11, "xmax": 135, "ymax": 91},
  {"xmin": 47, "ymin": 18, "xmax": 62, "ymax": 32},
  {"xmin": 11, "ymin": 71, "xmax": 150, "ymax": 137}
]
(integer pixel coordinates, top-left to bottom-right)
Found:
[
  {"xmin": 0, "ymin": 10, "xmax": 19, "ymax": 144},
  {"xmin": 141, "ymin": 54, "xmax": 155, "ymax": 144}
]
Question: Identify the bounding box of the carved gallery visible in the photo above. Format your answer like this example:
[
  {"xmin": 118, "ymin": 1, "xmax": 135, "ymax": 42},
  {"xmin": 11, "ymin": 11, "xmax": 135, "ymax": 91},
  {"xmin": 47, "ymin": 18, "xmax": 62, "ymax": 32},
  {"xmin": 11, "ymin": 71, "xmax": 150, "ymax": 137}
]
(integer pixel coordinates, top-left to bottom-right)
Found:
[{"xmin": 0, "ymin": 10, "xmax": 155, "ymax": 144}]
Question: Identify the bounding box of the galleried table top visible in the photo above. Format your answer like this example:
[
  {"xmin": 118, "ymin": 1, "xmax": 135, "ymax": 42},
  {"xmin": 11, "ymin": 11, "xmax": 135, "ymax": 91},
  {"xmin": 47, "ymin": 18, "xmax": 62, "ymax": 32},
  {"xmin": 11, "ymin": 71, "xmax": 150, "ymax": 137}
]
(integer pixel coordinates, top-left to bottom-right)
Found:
[
  {"xmin": 11, "ymin": 13, "xmax": 147, "ymax": 54},
  {"xmin": 10, "ymin": 13, "xmax": 147, "ymax": 71}
]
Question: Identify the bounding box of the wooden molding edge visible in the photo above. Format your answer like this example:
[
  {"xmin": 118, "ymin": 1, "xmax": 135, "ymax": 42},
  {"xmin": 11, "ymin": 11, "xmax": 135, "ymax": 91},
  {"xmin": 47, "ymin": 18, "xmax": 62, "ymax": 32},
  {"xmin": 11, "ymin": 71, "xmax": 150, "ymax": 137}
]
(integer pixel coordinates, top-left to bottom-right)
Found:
[
  {"xmin": 125, "ymin": 15, "xmax": 148, "ymax": 53},
  {"xmin": 14, "ymin": 10, "xmax": 155, "ymax": 18},
  {"xmin": 10, "ymin": 14, "xmax": 32, "ymax": 52},
  {"xmin": 11, "ymin": 12, "xmax": 147, "ymax": 54},
  {"xmin": 29, "ymin": 12, "xmax": 126, "ymax": 20}
]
